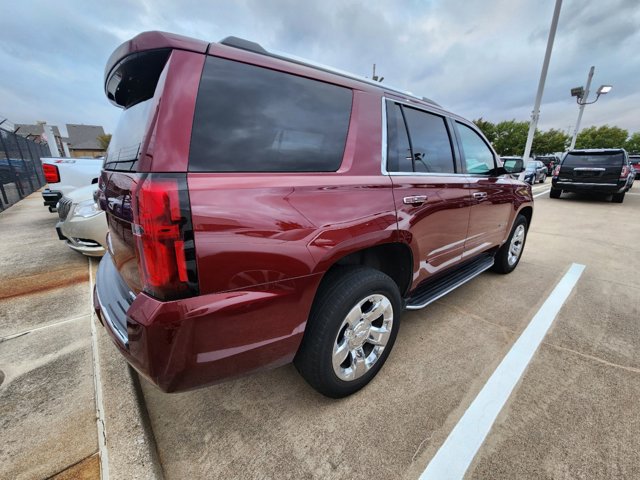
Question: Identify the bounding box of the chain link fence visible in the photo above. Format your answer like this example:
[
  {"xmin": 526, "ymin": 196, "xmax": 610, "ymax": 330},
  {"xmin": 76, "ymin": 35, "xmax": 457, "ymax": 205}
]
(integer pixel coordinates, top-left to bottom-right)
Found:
[{"xmin": 0, "ymin": 129, "xmax": 49, "ymax": 211}]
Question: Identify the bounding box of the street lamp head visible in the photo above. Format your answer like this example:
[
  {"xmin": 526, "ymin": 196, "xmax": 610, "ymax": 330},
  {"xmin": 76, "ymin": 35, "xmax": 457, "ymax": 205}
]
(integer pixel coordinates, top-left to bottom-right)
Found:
[{"xmin": 597, "ymin": 85, "xmax": 612, "ymax": 95}]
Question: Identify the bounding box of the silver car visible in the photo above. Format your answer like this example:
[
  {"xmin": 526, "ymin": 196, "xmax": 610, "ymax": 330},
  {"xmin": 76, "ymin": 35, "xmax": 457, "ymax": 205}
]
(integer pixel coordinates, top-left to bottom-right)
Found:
[{"xmin": 55, "ymin": 184, "xmax": 107, "ymax": 256}]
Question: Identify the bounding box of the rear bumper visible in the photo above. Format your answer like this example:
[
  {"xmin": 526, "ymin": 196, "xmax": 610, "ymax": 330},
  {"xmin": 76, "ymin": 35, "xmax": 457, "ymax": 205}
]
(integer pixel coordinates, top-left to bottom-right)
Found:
[
  {"xmin": 552, "ymin": 179, "xmax": 627, "ymax": 193},
  {"xmin": 94, "ymin": 253, "xmax": 321, "ymax": 392}
]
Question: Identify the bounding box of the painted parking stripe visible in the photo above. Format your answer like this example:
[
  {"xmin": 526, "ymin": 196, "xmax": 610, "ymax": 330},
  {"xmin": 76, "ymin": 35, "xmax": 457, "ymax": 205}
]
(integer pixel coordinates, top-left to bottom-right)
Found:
[
  {"xmin": 420, "ymin": 263, "xmax": 585, "ymax": 480},
  {"xmin": 533, "ymin": 189, "xmax": 551, "ymax": 198}
]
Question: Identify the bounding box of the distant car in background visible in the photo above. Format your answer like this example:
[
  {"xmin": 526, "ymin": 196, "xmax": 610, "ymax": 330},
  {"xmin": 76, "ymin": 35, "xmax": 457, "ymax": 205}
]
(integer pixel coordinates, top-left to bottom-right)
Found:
[
  {"xmin": 523, "ymin": 160, "xmax": 547, "ymax": 184},
  {"xmin": 629, "ymin": 155, "xmax": 639, "ymax": 187},
  {"xmin": 56, "ymin": 184, "xmax": 107, "ymax": 256},
  {"xmin": 535, "ymin": 155, "xmax": 560, "ymax": 175},
  {"xmin": 40, "ymin": 157, "xmax": 102, "ymax": 212}
]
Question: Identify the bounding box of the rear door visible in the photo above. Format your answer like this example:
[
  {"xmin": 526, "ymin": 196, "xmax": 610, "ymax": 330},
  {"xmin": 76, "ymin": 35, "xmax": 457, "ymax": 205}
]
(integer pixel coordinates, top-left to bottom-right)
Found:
[
  {"xmin": 385, "ymin": 100, "xmax": 471, "ymax": 288},
  {"xmin": 454, "ymin": 121, "xmax": 513, "ymax": 254},
  {"xmin": 560, "ymin": 152, "xmax": 624, "ymax": 184}
]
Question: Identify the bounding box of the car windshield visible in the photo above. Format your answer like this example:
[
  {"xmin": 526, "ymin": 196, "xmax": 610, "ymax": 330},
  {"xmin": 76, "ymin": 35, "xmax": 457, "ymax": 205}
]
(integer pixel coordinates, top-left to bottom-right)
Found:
[{"xmin": 526, "ymin": 163, "xmax": 537, "ymax": 171}]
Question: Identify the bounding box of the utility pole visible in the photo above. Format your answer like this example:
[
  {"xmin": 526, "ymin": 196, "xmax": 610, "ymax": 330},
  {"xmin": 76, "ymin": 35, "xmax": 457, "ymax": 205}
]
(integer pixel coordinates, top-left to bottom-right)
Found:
[
  {"xmin": 522, "ymin": 0, "xmax": 563, "ymax": 163},
  {"xmin": 569, "ymin": 66, "xmax": 594, "ymax": 150}
]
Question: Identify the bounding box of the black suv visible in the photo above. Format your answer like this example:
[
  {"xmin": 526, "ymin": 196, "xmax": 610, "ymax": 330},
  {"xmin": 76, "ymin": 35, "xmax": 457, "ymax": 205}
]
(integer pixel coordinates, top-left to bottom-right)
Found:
[{"xmin": 550, "ymin": 148, "xmax": 633, "ymax": 203}]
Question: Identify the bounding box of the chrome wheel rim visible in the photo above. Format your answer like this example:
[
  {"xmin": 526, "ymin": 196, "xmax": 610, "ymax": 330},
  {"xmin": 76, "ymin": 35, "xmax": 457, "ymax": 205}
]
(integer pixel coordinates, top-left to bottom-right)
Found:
[
  {"xmin": 508, "ymin": 224, "xmax": 526, "ymax": 266},
  {"xmin": 332, "ymin": 294, "xmax": 393, "ymax": 381}
]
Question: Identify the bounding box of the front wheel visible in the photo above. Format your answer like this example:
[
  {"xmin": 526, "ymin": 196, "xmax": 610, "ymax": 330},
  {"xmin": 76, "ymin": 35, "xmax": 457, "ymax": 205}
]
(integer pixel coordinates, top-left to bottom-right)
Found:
[
  {"xmin": 492, "ymin": 214, "xmax": 528, "ymax": 274},
  {"xmin": 294, "ymin": 267, "xmax": 402, "ymax": 398},
  {"xmin": 550, "ymin": 188, "xmax": 561, "ymax": 199}
]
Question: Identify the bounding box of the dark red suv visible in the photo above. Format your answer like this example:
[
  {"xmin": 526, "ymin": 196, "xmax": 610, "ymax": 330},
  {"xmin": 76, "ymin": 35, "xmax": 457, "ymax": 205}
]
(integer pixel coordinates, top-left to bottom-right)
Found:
[{"xmin": 94, "ymin": 31, "xmax": 533, "ymax": 398}]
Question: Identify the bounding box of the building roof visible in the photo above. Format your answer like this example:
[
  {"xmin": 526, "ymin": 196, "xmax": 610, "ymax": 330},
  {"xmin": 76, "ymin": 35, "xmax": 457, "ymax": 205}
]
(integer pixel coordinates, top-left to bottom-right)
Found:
[
  {"xmin": 66, "ymin": 124, "xmax": 106, "ymax": 150},
  {"xmin": 15, "ymin": 123, "xmax": 62, "ymax": 139}
]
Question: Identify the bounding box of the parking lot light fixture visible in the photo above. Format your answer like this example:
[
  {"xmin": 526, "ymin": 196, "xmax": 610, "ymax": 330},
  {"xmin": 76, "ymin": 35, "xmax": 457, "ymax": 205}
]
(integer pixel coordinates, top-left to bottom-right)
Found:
[
  {"xmin": 597, "ymin": 85, "xmax": 612, "ymax": 95},
  {"xmin": 569, "ymin": 67, "xmax": 612, "ymax": 150}
]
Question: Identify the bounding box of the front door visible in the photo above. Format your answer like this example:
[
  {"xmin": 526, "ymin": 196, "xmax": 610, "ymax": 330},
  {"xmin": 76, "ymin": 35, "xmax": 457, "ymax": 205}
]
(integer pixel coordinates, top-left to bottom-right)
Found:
[{"xmin": 454, "ymin": 121, "xmax": 513, "ymax": 255}]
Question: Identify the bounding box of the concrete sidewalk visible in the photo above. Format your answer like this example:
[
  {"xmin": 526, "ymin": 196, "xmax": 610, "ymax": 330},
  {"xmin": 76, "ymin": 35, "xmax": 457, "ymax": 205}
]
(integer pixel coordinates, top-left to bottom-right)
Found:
[{"xmin": 0, "ymin": 192, "xmax": 161, "ymax": 479}]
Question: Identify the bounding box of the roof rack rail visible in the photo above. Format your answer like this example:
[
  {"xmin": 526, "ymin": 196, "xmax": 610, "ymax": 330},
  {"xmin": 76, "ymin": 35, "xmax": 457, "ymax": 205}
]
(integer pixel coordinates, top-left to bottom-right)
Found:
[{"xmin": 218, "ymin": 36, "xmax": 440, "ymax": 108}]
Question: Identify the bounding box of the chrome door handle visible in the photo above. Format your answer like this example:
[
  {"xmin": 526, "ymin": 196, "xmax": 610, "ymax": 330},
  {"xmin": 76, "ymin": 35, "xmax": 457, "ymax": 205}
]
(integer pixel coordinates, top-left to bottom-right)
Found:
[
  {"xmin": 403, "ymin": 195, "xmax": 428, "ymax": 205},
  {"xmin": 473, "ymin": 192, "xmax": 488, "ymax": 200}
]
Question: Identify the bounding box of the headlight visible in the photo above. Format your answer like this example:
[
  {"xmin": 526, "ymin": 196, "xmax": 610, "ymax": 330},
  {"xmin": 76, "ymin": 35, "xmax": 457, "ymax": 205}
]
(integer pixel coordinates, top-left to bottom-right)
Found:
[{"xmin": 73, "ymin": 198, "xmax": 101, "ymax": 218}]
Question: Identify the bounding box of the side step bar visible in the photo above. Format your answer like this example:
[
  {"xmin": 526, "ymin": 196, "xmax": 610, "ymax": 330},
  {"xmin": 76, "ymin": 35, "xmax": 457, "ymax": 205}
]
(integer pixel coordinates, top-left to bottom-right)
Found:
[{"xmin": 405, "ymin": 254, "xmax": 495, "ymax": 310}]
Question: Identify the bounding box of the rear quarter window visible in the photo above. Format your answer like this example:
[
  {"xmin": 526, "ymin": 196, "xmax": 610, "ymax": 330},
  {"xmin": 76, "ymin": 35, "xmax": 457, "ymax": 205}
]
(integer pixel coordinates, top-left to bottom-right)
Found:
[{"xmin": 189, "ymin": 56, "xmax": 353, "ymax": 172}]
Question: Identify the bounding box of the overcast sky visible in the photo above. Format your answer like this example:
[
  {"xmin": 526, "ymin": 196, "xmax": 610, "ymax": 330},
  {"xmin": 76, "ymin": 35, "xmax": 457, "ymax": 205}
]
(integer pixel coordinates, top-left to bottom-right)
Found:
[{"xmin": 1, "ymin": 0, "xmax": 638, "ymax": 137}]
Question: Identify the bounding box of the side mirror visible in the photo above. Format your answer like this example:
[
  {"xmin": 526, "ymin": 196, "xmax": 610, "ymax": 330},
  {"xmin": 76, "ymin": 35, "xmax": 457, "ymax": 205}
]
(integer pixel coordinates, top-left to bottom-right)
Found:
[{"xmin": 503, "ymin": 159, "xmax": 524, "ymax": 174}]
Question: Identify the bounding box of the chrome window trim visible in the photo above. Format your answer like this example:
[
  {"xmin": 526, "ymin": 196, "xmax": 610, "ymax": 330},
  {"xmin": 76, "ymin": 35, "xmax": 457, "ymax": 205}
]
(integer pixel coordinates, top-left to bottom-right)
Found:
[{"xmin": 380, "ymin": 96, "xmax": 467, "ymax": 177}]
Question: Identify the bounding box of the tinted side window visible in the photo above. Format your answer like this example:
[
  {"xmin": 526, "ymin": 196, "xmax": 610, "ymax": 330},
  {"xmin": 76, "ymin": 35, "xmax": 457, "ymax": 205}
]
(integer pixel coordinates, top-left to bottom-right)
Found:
[
  {"xmin": 456, "ymin": 122, "xmax": 495, "ymax": 174},
  {"xmin": 402, "ymin": 107, "xmax": 455, "ymax": 173},
  {"xmin": 189, "ymin": 56, "xmax": 353, "ymax": 172},
  {"xmin": 386, "ymin": 101, "xmax": 412, "ymax": 172}
]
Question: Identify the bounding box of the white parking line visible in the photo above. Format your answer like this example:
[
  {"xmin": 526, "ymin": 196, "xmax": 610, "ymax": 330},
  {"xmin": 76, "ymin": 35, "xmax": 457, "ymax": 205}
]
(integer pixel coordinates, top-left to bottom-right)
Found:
[
  {"xmin": 419, "ymin": 263, "xmax": 585, "ymax": 480},
  {"xmin": 88, "ymin": 258, "xmax": 110, "ymax": 480},
  {"xmin": 533, "ymin": 189, "xmax": 551, "ymax": 198}
]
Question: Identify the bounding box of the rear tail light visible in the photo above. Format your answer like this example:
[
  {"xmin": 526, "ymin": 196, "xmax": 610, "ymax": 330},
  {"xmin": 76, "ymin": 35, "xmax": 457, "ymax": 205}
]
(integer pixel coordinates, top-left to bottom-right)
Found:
[
  {"xmin": 132, "ymin": 173, "xmax": 198, "ymax": 300},
  {"xmin": 552, "ymin": 165, "xmax": 560, "ymax": 176},
  {"xmin": 43, "ymin": 164, "xmax": 60, "ymax": 183},
  {"xmin": 620, "ymin": 166, "xmax": 629, "ymax": 179}
]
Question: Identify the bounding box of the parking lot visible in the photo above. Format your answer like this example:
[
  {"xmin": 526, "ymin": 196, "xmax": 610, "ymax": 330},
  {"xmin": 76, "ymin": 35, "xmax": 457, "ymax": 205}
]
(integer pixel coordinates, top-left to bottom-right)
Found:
[{"xmin": 1, "ymin": 181, "xmax": 639, "ymax": 479}]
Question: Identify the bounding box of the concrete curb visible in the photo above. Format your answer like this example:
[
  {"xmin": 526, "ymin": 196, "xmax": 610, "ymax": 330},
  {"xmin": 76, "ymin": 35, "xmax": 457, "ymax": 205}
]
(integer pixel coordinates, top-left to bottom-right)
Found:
[{"xmin": 94, "ymin": 316, "xmax": 164, "ymax": 479}]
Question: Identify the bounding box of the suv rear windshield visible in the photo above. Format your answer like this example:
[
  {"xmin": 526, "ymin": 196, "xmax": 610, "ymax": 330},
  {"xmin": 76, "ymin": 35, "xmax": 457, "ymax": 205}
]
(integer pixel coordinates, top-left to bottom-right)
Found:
[
  {"xmin": 563, "ymin": 152, "xmax": 624, "ymax": 167},
  {"xmin": 189, "ymin": 56, "xmax": 353, "ymax": 172}
]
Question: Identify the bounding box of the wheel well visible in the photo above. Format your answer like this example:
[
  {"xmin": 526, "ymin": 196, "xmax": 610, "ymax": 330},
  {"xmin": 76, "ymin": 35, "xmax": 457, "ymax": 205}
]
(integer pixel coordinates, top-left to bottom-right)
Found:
[
  {"xmin": 519, "ymin": 206, "xmax": 533, "ymax": 228},
  {"xmin": 329, "ymin": 243, "xmax": 413, "ymax": 296}
]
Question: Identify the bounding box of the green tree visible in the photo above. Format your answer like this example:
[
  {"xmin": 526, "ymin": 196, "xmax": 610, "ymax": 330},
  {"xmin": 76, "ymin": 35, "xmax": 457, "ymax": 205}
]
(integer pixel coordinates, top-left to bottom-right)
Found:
[
  {"xmin": 492, "ymin": 120, "xmax": 529, "ymax": 156},
  {"xmin": 532, "ymin": 128, "xmax": 569, "ymax": 155},
  {"xmin": 472, "ymin": 118, "xmax": 496, "ymax": 144},
  {"xmin": 575, "ymin": 125, "xmax": 628, "ymax": 149},
  {"xmin": 97, "ymin": 133, "xmax": 112, "ymax": 150},
  {"xmin": 625, "ymin": 132, "xmax": 640, "ymax": 154}
]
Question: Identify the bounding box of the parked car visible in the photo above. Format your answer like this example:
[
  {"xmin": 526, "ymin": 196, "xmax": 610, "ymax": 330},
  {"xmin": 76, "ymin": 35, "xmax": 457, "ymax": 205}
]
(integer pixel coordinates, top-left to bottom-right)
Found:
[
  {"xmin": 55, "ymin": 184, "xmax": 107, "ymax": 256},
  {"xmin": 550, "ymin": 148, "xmax": 633, "ymax": 202},
  {"xmin": 94, "ymin": 31, "xmax": 533, "ymax": 398},
  {"xmin": 535, "ymin": 155, "xmax": 560, "ymax": 175},
  {"xmin": 523, "ymin": 160, "xmax": 547, "ymax": 184},
  {"xmin": 629, "ymin": 155, "xmax": 640, "ymax": 187},
  {"xmin": 41, "ymin": 157, "xmax": 102, "ymax": 212}
]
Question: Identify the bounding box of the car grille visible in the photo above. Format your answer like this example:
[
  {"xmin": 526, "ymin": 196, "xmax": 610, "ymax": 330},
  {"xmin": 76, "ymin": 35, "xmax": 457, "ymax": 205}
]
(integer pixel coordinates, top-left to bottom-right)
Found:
[{"xmin": 57, "ymin": 197, "xmax": 73, "ymax": 221}]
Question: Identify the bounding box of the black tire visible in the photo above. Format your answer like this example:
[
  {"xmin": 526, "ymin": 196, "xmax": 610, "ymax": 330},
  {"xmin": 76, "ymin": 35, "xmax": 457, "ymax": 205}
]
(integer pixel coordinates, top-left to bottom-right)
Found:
[
  {"xmin": 294, "ymin": 266, "xmax": 402, "ymax": 398},
  {"xmin": 550, "ymin": 188, "xmax": 561, "ymax": 199},
  {"xmin": 612, "ymin": 192, "xmax": 625, "ymax": 203},
  {"xmin": 491, "ymin": 214, "xmax": 528, "ymax": 274},
  {"xmin": 539, "ymin": 174, "xmax": 546, "ymax": 183}
]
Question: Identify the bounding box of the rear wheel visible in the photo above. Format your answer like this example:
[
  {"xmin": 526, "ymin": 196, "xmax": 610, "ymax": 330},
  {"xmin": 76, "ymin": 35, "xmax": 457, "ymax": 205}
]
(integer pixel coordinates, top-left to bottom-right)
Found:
[
  {"xmin": 612, "ymin": 192, "xmax": 625, "ymax": 203},
  {"xmin": 550, "ymin": 188, "xmax": 561, "ymax": 199},
  {"xmin": 539, "ymin": 173, "xmax": 546, "ymax": 183},
  {"xmin": 294, "ymin": 266, "xmax": 401, "ymax": 398},
  {"xmin": 492, "ymin": 214, "xmax": 528, "ymax": 274}
]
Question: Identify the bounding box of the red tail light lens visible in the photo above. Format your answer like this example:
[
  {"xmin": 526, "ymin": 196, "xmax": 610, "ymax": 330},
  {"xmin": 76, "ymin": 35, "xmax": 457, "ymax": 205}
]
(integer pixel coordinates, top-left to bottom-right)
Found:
[
  {"xmin": 552, "ymin": 165, "xmax": 560, "ymax": 176},
  {"xmin": 132, "ymin": 174, "xmax": 198, "ymax": 300},
  {"xmin": 620, "ymin": 166, "xmax": 629, "ymax": 179},
  {"xmin": 43, "ymin": 164, "xmax": 60, "ymax": 183}
]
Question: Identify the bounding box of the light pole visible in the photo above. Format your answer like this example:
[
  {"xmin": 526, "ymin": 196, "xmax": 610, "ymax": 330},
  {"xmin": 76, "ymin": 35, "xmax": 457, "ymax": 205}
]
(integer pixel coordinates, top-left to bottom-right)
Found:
[
  {"xmin": 522, "ymin": 0, "xmax": 563, "ymax": 164},
  {"xmin": 568, "ymin": 66, "xmax": 612, "ymax": 150}
]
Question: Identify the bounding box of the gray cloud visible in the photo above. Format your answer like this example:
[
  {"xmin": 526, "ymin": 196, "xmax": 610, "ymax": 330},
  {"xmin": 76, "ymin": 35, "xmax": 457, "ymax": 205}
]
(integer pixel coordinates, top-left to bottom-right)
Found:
[{"xmin": 1, "ymin": 0, "xmax": 638, "ymax": 136}]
